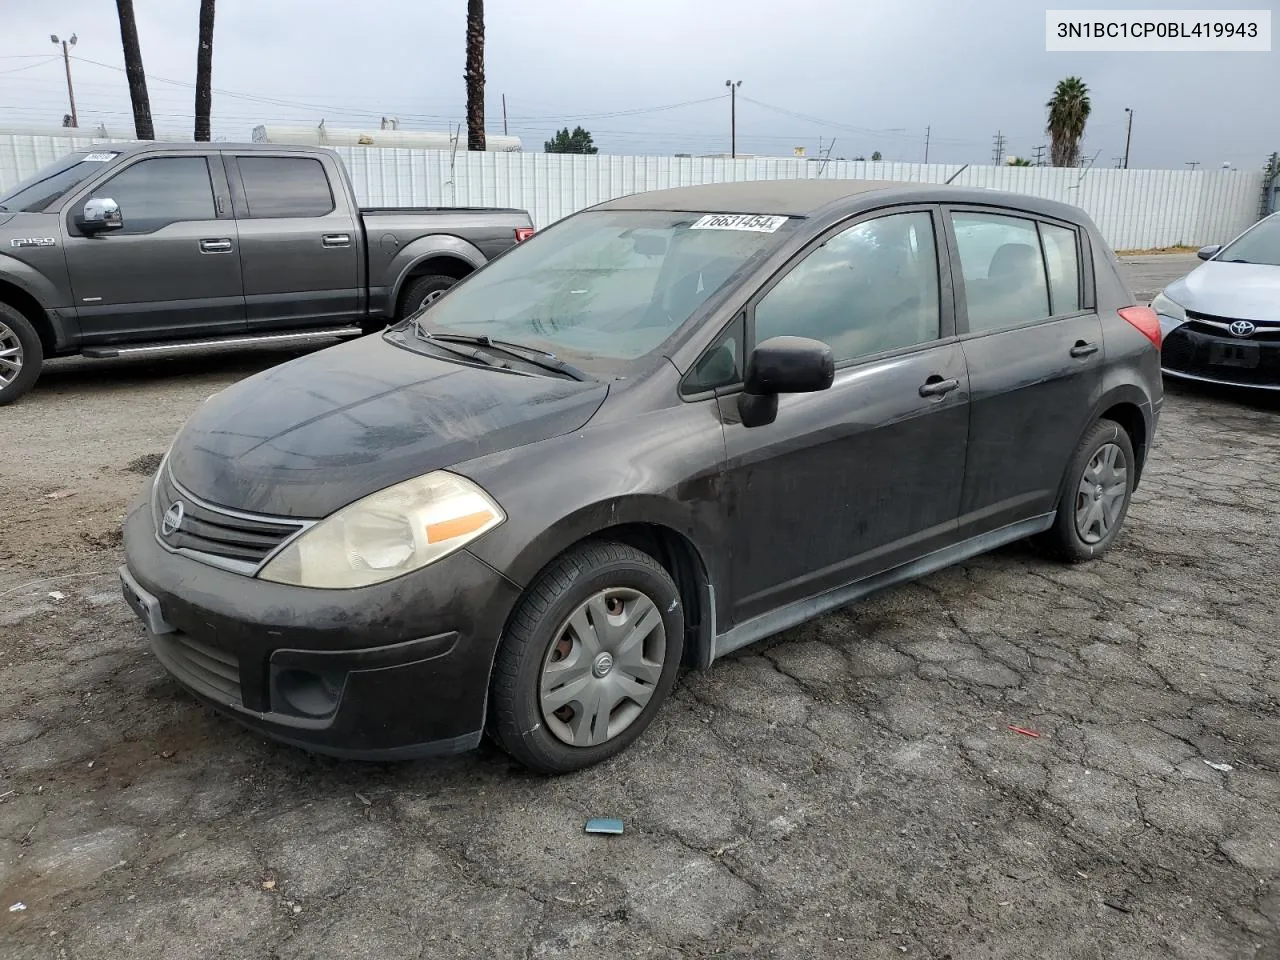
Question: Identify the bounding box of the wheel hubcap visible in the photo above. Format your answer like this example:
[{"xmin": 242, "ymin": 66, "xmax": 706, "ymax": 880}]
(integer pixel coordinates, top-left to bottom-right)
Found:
[
  {"xmin": 1074, "ymin": 441, "xmax": 1128, "ymax": 544},
  {"xmin": 0, "ymin": 320, "xmax": 23, "ymax": 388},
  {"xmin": 539, "ymin": 587, "xmax": 666, "ymax": 748}
]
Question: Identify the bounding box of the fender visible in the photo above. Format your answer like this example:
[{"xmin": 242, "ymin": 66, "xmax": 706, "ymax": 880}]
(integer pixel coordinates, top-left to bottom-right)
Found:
[
  {"xmin": 1054, "ymin": 379, "xmax": 1154, "ymax": 507},
  {"xmin": 0, "ymin": 253, "xmax": 67, "ymax": 310},
  {"xmin": 381, "ymin": 235, "xmax": 488, "ymax": 318}
]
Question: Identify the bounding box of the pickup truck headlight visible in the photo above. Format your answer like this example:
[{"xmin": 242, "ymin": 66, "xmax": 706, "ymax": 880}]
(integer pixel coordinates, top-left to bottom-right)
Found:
[
  {"xmin": 258, "ymin": 471, "xmax": 505, "ymax": 589},
  {"xmin": 1151, "ymin": 292, "xmax": 1188, "ymax": 336}
]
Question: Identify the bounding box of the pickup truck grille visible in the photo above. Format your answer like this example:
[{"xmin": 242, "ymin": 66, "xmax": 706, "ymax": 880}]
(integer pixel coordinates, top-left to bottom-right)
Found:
[{"xmin": 155, "ymin": 468, "xmax": 307, "ymax": 574}]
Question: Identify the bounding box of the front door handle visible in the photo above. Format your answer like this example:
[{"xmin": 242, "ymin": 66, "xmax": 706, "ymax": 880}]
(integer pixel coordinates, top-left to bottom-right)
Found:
[
  {"xmin": 199, "ymin": 238, "xmax": 233, "ymax": 253},
  {"xmin": 322, "ymin": 234, "xmax": 351, "ymax": 248},
  {"xmin": 918, "ymin": 376, "xmax": 960, "ymax": 398},
  {"xmin": 1070, "ymin": 340, "xmax": 1099, "ymax": 358}
]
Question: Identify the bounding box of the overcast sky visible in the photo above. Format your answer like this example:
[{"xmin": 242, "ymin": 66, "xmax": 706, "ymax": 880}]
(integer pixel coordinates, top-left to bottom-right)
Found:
[{"xmin": 0, "ymin": 0, "xmax": 1275, "ymax": 168}]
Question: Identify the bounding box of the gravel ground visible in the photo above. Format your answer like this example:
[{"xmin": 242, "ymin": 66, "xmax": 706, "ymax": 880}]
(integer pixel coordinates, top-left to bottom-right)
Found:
[{"xmin": 2, "ymin": 255, "xmax": 1277, "ymax": 959}]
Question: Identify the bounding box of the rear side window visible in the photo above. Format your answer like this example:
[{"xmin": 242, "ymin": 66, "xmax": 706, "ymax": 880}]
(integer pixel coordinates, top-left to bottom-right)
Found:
[
  {"xmin": 236, "ymin": 156, "xmax": 335, "ymax": 218},
  {"xmin": 1040, "ymin": 222, "xmax": 1081, "ymax": 314},
  {"xmin": 951, "ymin": 212, "xmax": 1051, "ymax": 333}
]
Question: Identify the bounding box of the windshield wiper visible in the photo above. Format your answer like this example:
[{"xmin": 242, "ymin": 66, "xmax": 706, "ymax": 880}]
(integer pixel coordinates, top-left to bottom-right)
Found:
[
  {"xmin": 410, "ymin": 329, "xmax": 513, "ymax": 371},
  {"xmin": 429, "ymin": 333, "xmax": 590, "ymax": 381}
]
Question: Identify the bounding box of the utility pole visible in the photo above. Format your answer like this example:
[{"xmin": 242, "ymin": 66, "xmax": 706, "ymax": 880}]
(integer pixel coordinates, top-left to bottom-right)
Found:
[
  {"xmin": 1122, "ymin": 107, "xmax": 1133, "ymax": 169},
  {"xmin": 501, "ymin": 93, "xmax": 508, "ymax": 136},
  {"xmin": 725, "ymin": 80, "xmax": 741, "ymax": 159},
  {"xmin": 1185, "ymin": 161, "xmax": 1200, "ymax": 170},
  {"xmin": 923, "ymin": 125, "xmax": 930, "ymax": 164},
  {"xmin": 1031, "ymin": 144, "xmax": 1046, "ymax": 166},
  {"xmin": 1113, "ymin": 157, "xmax": 1124, "ymax": 169},
  {"xmin": 50, "ymin": 33, "xmax": 78, "ymax": 128},
  {"xmin": 991, "ymin": 130, "xmax": 1006, "ymax": 165}
]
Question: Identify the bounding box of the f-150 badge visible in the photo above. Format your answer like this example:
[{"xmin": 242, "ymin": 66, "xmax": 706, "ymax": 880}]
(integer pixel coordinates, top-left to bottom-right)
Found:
[{"xmin": 10, "ymin": 238, "xmax": 57, "ymax": 248}]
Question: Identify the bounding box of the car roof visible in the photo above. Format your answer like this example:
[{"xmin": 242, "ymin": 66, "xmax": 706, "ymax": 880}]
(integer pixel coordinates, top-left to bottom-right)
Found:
[{"xmin": 593, "ymin": 178, "xmax": 1090, "ymax": 226}]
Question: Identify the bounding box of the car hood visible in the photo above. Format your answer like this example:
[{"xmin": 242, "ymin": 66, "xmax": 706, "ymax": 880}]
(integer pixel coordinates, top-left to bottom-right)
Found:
[
  {"xmin": 1166, "ymin": 261, "xmax": 1280, "ymax": 323},
  {"xmin": 167, "ymin": 333, "xmax": 609, "ymax": 518}
]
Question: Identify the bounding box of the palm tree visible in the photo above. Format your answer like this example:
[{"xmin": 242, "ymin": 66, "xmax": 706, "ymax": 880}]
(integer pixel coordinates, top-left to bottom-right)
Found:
[
  {"xmin": 1046, "ymin": 76, "xmax": 1090, "ymax": 167},
  {"xmin": 465, "ymin": 0, "xmax": 485, "ymax": 151},
  {"xmin": 114, "ymin": 0, "xmax": 154, "ymax": 140},
  {"xmin": 194, "ymin": 0, "xmax": 215, "ymax": 141}
]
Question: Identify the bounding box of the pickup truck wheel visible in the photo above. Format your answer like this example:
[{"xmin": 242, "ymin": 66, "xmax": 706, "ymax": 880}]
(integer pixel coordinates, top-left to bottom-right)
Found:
[
  {"xmin": 0, "ymin": 303, "xmax": 42, "ymax": 407},
  {"xmin": 399, "ymin": 274, "xmax": 458, "ymax": 321}
]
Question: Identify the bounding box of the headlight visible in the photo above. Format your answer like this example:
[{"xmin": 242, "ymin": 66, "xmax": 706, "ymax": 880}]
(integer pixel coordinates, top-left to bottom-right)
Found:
[
  {"xmin": 258, "ymin": 471, "xmax": 505, "ymax": 589},
  {"xmin": 1151, "ymin": 292, "xmax": 1187, "ymax": 335}
]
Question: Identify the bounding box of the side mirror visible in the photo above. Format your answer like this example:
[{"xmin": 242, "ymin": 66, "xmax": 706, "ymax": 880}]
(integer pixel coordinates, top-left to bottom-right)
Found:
[
  {"xmin": 1196, "ymin": 244, "xmax": 1220, "ymax": 261},
  {"xmin": 80, "ymin": 197, "xmax": 122, "ymax": 234},
  {"xmin": 738, "ymin": 335, "xmax": 835, "ymax": 428}
]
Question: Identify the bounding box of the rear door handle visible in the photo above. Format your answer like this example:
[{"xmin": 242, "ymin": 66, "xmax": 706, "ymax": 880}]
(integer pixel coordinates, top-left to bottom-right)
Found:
[
  {"xmin": 199, "ymin": 238, "xmax": 233, "ymax": 253},
  {"xmin": 918, "ymin": 376, "xmax": 960, "ymax": 398},
  {"xmin": 1070, "ymin": 340, "xmax": 1099, "ymax": 358},
  {"xmin": 322, "ymin": 234, "xmax": 351, "ymax": 248}
]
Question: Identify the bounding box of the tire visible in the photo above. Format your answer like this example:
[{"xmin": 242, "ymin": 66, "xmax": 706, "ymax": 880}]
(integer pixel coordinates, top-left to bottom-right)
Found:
[
  {"xmin": 1036, "ymin": 418, "xmax": 1136, "ymax": 563},
  {"xmin": 488, "ymin": 540, "xmax": 685, "ymax": 774},
  {"xmin": 398, "ymin": 274, "xmax": 459, "ymax": 321},
  {"xmin": 0, "ymin": 302, "xmax": 43, "ymax": 407}
]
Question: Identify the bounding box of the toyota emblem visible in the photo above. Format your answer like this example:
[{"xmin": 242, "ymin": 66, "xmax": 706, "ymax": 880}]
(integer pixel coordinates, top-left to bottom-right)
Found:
[
  {"xmin": 161, "ymin": 501, "xmax": 185, "ymax": 537},
  {"xmin": 1228, "ymin": 320, "xmax": 1256, "ymax": 338}
]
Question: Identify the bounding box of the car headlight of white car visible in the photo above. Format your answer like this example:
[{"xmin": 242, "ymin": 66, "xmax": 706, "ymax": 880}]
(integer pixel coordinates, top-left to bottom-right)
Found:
[
  {"xmin": 1150, "ymin": 292, "xmax": 1188, "ymax": 335},
  {"xmin": 258, "ymin": 471, "xmax": 505, "ymax": 589}
]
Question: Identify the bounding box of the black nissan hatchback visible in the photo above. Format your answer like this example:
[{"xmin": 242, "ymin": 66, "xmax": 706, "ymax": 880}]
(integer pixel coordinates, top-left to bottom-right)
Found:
[{"xmin": 121, "ymin": 180, "xmax": 1163, "ymax": 773}]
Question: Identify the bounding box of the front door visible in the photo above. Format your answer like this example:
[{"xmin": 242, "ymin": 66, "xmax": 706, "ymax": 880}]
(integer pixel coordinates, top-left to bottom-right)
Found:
[
  {"xmin": 945, "ymin": 209, "xmax": 1105, "ymax": 537},
  {"xmin": 227, "ymin": 154, "xmax": 361, "ymax": 331},
  {"xmin": 63, "ymin": 153, "xmax": 244, "ymax": 344},
  {"xmin": 719, "ymin": 207, "xmax": 971, "ymax": 625}
]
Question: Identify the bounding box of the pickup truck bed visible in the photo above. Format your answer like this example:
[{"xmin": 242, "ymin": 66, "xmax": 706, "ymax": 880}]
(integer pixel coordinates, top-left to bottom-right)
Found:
[{"xmin": 0, "ymin": 141, "xmax": 535, "ymax": 404}]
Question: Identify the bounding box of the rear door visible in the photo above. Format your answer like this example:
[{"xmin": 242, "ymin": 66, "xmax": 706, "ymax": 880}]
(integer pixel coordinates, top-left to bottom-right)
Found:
[
  {"xmin": 945, "ymin": 207, "xmax": 1104, "ymax": 538},
  {"xmin": 225, "ymin": 153, "xmax": 361, "ymax": 331},
  {"xmin": 718, "ymin": 206, "xmax": 970, "ymax": 624},
  {"xmin": 63, "ymin": 152, "xmax": 244, "ymax": 343}
]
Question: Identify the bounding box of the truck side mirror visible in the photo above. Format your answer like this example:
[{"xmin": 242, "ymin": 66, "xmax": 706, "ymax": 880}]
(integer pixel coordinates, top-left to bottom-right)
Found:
[{"xmin": 80, "ymin": 197, "xmax": 123, "ymax": 234}]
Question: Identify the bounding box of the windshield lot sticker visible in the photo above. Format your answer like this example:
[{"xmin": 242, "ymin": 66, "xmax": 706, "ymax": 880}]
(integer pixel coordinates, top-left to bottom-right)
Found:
[
  {"xmin": 10, "ymin": 238, "xmax": 57, "ymax": 248},
  {"xmin": 82, "ymin": 152, "xmax": 119, "ymax": 162},
  {"xmin": 689, "ymin": 214, "xmax": 788, "ymax": 233}
]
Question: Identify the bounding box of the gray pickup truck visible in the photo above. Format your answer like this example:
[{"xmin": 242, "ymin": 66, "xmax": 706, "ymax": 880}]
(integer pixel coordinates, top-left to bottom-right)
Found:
[{"xmin": 0, "ymin": 141, "xmax": 534, "ymax": 404}]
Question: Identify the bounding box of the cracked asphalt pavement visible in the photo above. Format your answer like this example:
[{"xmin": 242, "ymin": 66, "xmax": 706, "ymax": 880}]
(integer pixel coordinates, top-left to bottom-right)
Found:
[{"xmin": 2, "ymin": 255, "xmax": 1277, "ymax": 959}]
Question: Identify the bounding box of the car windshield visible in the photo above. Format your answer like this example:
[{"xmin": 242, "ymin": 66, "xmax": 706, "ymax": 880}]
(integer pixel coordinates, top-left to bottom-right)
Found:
[
  {"xmin": 1217, "ymin": 215, "xmax": 1280, "ymax": 267},
  {"xmin": 0, "ymin": 151, "xmax": 118, "ymax": 213},
  {"xmin": 403, "ymin": 209, "xmax": 797, "ymax": 373}
]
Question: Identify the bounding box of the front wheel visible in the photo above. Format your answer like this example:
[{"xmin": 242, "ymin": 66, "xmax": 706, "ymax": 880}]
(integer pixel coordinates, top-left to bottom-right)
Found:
[
  {"xmin": 488, "ymin": 541, "xmax": 685, "ymax": 774},
  {"xmin": 398, "ymin": 274, "xmax": 459, "ymax": 321},
  {"xmin": 0, "ymin": 302, "xmax": 43, "ymax": 407},
  {"xmin": 1036, "ymin": 417, "xmax": 1136, "ymax": 563}
]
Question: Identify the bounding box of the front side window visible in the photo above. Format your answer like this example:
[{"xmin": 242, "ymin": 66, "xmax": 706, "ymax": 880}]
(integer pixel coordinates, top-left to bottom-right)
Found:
[
  {"xmin": 89, "ymin": 157, "xmax": 215, "ymax": 234},
  {"xmin": 951, "ymin": 212, "xmax": 1051, "ymax": 333},
  {"xmin": 410, "ymin": 209, "xmax": 796, "ymax": 373},
  {"xmin": 0, "ymin": 151, "xmax": 120, "ymax": 213},
  {"xmin": 754, "ymin": 211, "xmax": 941, "ymax": 362},
  {"xmin": 237, "ymin": 156, "xmax": 335, "ymax": 218}
]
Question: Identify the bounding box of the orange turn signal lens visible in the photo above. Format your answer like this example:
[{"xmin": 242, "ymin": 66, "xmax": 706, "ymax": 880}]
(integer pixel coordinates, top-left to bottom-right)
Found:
[{"xmin": 425, "ymin": 510, "xmax": 494, "ymax": 544}]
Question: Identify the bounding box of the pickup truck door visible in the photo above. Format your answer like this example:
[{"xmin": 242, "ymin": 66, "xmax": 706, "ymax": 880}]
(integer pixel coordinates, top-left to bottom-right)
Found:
[
  {"xmin": 225, "ymin": 153, "xmax": 361, "ymax": 331},
  {"xmin": 62, "ymin": 152, "xmax": 245, "ymax": 343}
]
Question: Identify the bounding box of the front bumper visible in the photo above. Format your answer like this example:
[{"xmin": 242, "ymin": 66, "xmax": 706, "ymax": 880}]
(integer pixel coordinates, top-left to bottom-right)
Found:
[
  {"xmin": 120, "ymin": 489, "xmax": 523, "ymax": 760},
  {"xmin": 1161, "ymin": 323, "xmax": 1280, "ymax": 390}
]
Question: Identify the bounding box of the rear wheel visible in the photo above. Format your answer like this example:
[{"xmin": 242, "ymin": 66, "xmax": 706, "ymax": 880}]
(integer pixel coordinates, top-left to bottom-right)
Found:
[
  {"xmin": 398, "ymin": 274, "xmax": 459, "ymax": 321},
  {"xmin": 1036, "ymin": 417, "xmax": 1135, "ymax": 563},
  {"xmin": 0, "ymin": 302, "xmax": 43, "ymax": 407},
  {"xmin": 488, "ymin": 541, "xmax": 685, "ymax": 774}
]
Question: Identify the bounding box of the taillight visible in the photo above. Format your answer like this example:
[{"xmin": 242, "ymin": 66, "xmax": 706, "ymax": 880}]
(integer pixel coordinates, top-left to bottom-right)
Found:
[
  {"xmin": 514, "ymin": 227, "xmax": 535, "ymax": 243},
  {"xmin": 1118, "ymin": 305, "xmax": 1161, "ymax": 350}
]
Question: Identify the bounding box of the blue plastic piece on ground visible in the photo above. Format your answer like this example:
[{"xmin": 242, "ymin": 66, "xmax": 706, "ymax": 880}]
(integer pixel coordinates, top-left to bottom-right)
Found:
[{"xmin": 584, "ymin": 817, "xmax": 624, "ymax": 835}]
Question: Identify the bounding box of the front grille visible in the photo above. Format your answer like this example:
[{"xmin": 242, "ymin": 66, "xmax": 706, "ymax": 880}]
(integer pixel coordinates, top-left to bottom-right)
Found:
[
  {"xmin": 153, "ymin": 632, "xmax": 242, "ymax": 706},
  {"xmin": 1186, "ymin": 311, "xmax": 1280, "ymax": 342},
  {"xmin": 155, "ymin": 468, "xmax": 307, "ymax": 573},
  {"xmin": 1163, "ymin": 327, "xmax": 1280, "ymax": 387}
]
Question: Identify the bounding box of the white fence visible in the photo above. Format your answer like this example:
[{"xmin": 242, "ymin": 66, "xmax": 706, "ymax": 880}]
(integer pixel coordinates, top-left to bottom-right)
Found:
[{"xmin": 1, "ymin": 133, "xmax": 1266, "ymax": 250}]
